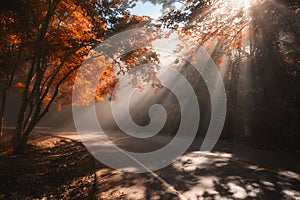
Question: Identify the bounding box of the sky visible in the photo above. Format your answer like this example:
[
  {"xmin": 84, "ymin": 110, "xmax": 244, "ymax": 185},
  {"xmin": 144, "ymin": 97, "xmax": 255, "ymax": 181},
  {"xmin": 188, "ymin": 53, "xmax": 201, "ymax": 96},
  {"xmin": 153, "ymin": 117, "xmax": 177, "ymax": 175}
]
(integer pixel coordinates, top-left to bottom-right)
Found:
[
  {"xmin": 129, "ymin": 1, "xmax": 183, "ymax": 19},
  {"xmin": 129, "ymin": 1, "xmax": 164, "ymax": 19}
]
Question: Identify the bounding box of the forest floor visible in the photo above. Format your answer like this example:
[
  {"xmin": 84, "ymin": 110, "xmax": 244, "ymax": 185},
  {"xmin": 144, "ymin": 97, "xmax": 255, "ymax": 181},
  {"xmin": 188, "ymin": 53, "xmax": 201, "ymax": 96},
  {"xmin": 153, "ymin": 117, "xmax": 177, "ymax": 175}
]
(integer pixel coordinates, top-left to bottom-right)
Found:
[
  {"xmin": 0, "ymin": 132, "xmax": 102, "ymax": 199},
  {"xmin": 0, "ymin": 131, "xmax": 299, "ymax": 199}
]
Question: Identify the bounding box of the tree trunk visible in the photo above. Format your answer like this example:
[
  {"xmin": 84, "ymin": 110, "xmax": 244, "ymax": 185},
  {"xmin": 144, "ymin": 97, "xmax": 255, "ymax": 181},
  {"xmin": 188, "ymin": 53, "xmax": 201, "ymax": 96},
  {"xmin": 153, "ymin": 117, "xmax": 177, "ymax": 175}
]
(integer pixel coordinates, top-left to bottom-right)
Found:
[
  {"xmin": 0, "ymin": 90, "xmax": 7, "ymax": 142},
  {"xmin": 12, "ymin": 122, "xmax": 35, "ymax": 154},
  {"xmin": 12, "ymin": 133, "xmax": 28, "ymax": 154}
]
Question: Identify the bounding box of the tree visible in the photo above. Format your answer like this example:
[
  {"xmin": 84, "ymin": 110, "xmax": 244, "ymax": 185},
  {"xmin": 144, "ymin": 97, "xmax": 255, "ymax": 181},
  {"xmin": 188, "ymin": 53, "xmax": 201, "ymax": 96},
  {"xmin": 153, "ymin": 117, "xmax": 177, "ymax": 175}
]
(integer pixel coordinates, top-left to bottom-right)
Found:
[
  {"xmin": 0, "ymin": 2, "xmax": 31, "ymax": 140},
  {"xmin": 0, "ymin": 0, "xmax": 158, "ymax": 153},
  {"xmin": 157, "ymin": 0, "xmax": 300, "ymax": 148}
]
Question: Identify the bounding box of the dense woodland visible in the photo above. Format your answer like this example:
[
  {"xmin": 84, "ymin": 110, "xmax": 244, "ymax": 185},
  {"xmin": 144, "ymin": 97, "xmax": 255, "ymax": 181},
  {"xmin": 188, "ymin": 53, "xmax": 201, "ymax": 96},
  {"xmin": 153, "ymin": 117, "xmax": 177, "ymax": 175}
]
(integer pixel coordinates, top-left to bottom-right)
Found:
[{"xmin": 0, "ymin": 0, "xmax": 300, "ymax": 154}]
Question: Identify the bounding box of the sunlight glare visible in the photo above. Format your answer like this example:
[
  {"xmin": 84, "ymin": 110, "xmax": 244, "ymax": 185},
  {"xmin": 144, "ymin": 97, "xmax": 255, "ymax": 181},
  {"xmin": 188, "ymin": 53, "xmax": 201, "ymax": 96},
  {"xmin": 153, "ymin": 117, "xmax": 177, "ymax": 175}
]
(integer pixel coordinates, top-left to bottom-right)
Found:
[{"xmin": 231, "ymin": 0, "xmax": 252, "ymax": 11}]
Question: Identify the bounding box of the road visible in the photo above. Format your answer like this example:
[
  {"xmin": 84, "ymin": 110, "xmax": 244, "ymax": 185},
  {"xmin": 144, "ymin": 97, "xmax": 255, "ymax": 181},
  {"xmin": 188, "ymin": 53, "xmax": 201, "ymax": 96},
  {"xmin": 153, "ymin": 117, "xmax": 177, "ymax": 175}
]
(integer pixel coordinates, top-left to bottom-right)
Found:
[{"xmin": 42, "ymin": 129, "xmax": 300, "ymax": 200}]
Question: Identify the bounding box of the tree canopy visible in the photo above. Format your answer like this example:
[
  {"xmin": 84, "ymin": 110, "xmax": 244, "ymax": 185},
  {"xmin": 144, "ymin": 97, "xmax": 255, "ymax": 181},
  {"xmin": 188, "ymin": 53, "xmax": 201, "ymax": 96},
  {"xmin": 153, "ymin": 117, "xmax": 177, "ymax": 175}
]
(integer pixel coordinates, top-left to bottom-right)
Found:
[
  {"xmin": 0, "ymin": 0, "xmax": 159, "ymax": 153},
  {"xmin": 1, "ymin": 0, "xmax": 300, "ymax": 153}
]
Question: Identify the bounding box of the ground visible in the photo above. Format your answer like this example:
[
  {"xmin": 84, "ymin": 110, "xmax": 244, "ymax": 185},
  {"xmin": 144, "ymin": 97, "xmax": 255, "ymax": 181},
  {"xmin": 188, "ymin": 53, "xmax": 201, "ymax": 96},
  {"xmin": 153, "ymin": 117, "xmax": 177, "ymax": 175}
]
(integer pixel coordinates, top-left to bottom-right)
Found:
[
  {"xmin": 0, "ymin": 132, "xmax": 99, "ymax": 199},
  {"xmin": 0, "ymin": 131, "xmax": 299, "ymax": 199}
]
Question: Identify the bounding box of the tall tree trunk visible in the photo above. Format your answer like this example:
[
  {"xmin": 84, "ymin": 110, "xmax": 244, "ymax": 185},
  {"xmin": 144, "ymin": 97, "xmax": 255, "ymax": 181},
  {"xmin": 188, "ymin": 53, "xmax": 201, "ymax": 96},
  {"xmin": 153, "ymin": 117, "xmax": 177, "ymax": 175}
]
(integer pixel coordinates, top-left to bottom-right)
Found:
[
  {"xmin": 12, "ymin": 134, "xmax": 27, "ymax": 154},
  {"xmin": 12, "ymin": 128, "xmax": 32, "ymax": 154},
  {"xmin": 0, "ymin": 90, "xmax": 7, "ymax": 142},
  {"xmin": 12, "ymin": 101, "xmax": 43, "ymax": 154}
]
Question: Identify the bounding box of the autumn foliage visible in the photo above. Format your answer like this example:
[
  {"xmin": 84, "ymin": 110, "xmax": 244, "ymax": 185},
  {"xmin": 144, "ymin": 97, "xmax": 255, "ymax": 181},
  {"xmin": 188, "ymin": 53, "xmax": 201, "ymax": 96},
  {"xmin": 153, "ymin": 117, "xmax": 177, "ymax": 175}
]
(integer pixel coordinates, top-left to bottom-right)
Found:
[{"xmin": 0, "ymin": 0, "xmax": 157, "ymax": 153}]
